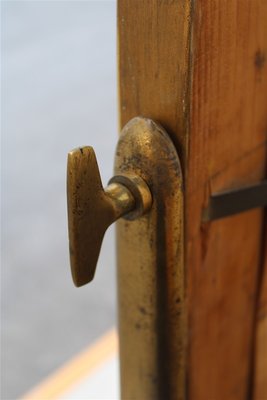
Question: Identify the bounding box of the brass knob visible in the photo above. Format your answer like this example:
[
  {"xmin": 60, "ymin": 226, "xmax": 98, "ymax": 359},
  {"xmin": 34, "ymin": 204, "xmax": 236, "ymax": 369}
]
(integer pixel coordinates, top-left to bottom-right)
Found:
[{"xmin": 67, "ymin": 146, "xmax": 152, "ymax": 287}]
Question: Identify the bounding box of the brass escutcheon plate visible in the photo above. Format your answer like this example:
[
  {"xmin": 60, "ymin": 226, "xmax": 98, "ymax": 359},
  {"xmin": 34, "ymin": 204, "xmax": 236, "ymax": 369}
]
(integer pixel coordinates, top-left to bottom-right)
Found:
[{"xmin": 115, "ymin": 117, "xmax": 185, "ymax": 400}]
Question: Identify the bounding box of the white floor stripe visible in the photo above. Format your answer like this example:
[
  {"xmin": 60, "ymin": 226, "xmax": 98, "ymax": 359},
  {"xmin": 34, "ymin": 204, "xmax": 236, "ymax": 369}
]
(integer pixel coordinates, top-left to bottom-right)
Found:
[{"xmin": 59, "ymin": 355, "xmax": 119, "ymax": 400}]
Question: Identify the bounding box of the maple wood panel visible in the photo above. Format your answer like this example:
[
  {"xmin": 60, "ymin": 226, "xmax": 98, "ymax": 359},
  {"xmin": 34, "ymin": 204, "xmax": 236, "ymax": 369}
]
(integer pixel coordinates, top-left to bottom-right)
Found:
[{"xmin": 118, "ymin": 0, "xmax": 267, "ymax": 399}]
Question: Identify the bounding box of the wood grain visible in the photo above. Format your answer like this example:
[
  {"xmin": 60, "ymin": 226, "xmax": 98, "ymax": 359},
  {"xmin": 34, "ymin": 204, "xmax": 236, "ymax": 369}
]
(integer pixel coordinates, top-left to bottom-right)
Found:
[
  {"xmin": 253, "ymin": 219, "xmax": 267, "ymax": 400},
  {"xmin": 118, "ymin": 0, "xmax": 267, "ymax": 399},
  {"xmin": 118, "ymin": 0, "xmax": 191, "ymax": 166},
  {"xmin": 187, "ymin": 1, "xmax": 267, "ymax": 399}
]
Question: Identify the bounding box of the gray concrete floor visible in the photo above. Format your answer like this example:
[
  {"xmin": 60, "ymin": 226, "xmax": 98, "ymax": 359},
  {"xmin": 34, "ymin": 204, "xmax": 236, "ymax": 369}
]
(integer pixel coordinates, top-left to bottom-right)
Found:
[{"xmin": 1, "ymin": 2, "xmax": 118, "ymax": 398}]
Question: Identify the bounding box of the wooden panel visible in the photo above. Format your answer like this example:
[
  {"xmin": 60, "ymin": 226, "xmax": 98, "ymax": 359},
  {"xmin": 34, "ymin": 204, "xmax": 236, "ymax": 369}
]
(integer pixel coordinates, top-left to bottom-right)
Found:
[
  {"xmin": 118, "ymin": 0, "xmax": 191, "ymax": 165},
  {"xmin": 118, "ymin": 0, "xmax": 267, "ymax": 399},
  {"xmin": 187, "ymin": 1, "xmax": 267, "ymax": 398},
  {"xmin": 253, "ymin": 220, "xmax": 267, "ymax": 400}
]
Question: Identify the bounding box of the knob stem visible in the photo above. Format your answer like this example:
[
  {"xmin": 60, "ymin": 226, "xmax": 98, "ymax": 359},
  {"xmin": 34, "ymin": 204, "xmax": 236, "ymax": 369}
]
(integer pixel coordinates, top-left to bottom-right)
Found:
[{"xmin": 104, "ymin": 182, "xmax": 135, "ymax": 220}]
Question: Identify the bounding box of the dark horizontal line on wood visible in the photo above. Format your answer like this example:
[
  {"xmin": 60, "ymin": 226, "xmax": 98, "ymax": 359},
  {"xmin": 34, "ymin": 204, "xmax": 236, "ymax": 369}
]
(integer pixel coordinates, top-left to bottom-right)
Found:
[{"xmin": 203, "ymin": 180, "xmax": 267, "ymax": 221}]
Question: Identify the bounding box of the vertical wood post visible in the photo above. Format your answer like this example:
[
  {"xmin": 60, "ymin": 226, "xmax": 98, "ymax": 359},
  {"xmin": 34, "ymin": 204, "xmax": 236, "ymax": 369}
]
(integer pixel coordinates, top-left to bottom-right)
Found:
[{"xmin": 118, "ymin": 1, "xmax": 267, "ymax": 399}]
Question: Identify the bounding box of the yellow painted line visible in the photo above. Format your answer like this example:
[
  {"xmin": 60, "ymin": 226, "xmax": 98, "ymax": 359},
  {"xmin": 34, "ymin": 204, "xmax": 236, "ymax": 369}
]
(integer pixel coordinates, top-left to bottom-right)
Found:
[{"xmin": 21, "ymin": 328, "xmax": 118, "ymax": 400}]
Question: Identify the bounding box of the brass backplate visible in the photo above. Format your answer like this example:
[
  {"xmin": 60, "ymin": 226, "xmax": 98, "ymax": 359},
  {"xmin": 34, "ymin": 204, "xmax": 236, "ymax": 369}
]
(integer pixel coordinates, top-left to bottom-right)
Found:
[{"xmin": 115, "ymin": 117, "xmax": 185, "ymax": 400}]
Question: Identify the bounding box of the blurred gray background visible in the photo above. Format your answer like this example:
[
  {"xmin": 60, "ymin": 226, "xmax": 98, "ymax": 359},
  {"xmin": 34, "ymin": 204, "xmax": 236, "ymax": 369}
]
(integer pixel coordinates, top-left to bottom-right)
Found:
[{"xmin": 1, "ymin": 1, "xmax": 117, "ymax": 398}]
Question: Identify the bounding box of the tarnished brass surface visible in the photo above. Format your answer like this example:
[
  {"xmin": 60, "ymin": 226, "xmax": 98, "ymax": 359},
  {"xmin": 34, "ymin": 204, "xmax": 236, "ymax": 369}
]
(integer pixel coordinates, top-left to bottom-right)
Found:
[
  {"xmin": 110, "ymin": 174, "xmax": 152, "ymax": 220},
  {"xmin": 67, "ymin": 146, "xmax": 151, "ymax": 287},
  {"xmin": 115, "ymin": 117, "xmax": 185, "ymax": 400}
]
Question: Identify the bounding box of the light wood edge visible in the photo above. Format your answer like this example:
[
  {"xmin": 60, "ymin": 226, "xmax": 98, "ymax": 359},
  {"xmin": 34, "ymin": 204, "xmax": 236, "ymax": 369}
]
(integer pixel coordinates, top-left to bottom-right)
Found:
[{"xmin": 21, "ymin": 329, "xmax": 118, "ymax": 400}]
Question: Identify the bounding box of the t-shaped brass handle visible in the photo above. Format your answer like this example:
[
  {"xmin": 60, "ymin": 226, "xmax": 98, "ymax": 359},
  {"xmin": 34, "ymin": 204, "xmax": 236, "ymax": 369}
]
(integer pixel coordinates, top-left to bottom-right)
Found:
[{"xmin": 67, "ymin": 146, "xmax": 152, "ymax": 287}]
